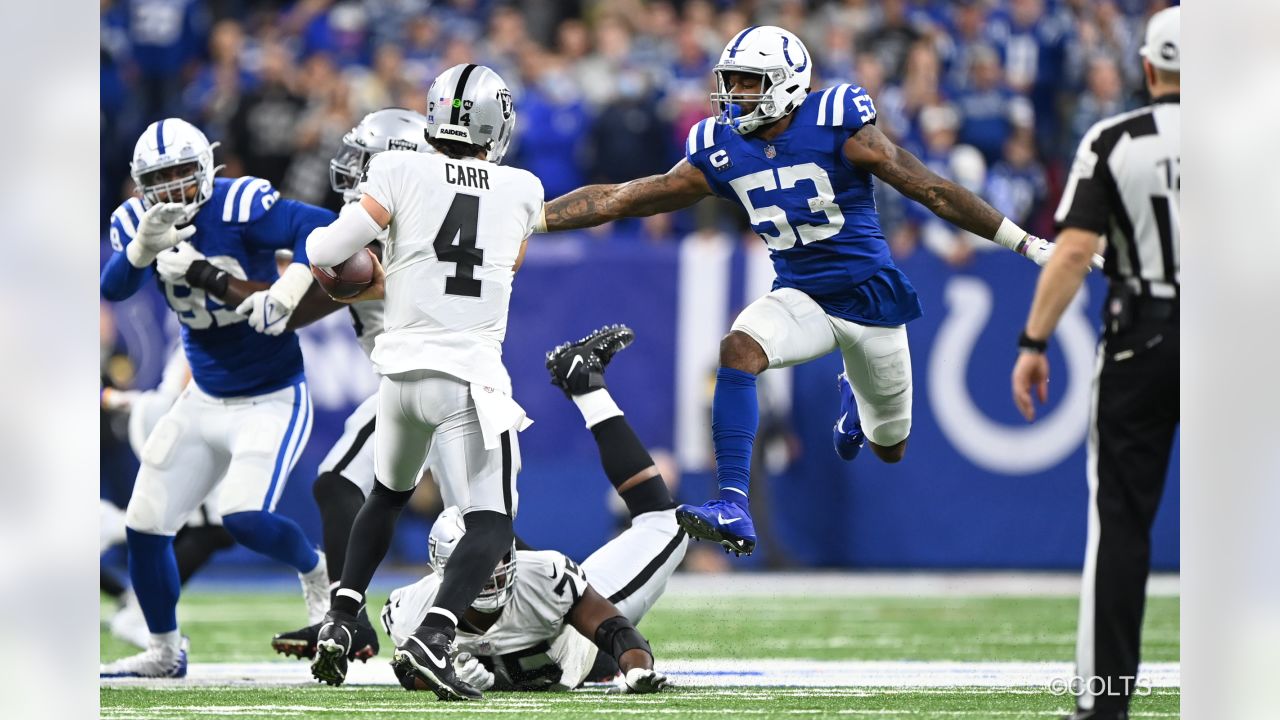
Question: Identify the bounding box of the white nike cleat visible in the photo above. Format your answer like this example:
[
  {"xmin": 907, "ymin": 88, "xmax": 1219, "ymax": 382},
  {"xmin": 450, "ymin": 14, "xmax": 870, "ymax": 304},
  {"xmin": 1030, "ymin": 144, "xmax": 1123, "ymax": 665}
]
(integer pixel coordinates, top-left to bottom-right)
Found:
[
  {"xmin": 109, "ymin": 592, "xmax": 152, "ymax": 650},
  {"xmin": 299, "ymin": 551, "xmax": 329, "ymax": 625},
  {"xmin": 100, "ymin": 637, "xmax": 188, "ymax": 678}
]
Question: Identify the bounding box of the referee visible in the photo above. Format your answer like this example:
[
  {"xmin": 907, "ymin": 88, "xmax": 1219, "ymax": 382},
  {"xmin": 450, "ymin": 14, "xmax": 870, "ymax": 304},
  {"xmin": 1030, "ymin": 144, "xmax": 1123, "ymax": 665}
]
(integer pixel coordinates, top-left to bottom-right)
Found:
[{"xmin": 1010, "ymin": 7, "xmax": 1179, "ymax": 720}]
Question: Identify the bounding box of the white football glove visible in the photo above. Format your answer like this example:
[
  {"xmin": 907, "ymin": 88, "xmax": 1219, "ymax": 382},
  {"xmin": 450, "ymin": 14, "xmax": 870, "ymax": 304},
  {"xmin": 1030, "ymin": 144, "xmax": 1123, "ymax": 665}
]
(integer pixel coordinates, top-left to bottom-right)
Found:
[
  {"xmin": 235, "ymin": 289, "xmax": 294, "ymax": 335},
  {"xmin": 453, "ymin": 652, "xmax": 495, "ymax": 692},
  {"xmin": 126, "ymin": 202, "xmax": 196, "ymax": 268},
  {"xmin": 155, "ymin": 242, "xmax": 206, "ymax": 283},
  {"xmin": 621, "ymin": 667, "xmax": 670, "ymax": 694},
  {"xmin": 235, "ymin": 263, "xmax": 313, "ymax": 336},
  {"xmin": 1018, "ymin": 235, "xmax": 1105, "ymax": 272}
]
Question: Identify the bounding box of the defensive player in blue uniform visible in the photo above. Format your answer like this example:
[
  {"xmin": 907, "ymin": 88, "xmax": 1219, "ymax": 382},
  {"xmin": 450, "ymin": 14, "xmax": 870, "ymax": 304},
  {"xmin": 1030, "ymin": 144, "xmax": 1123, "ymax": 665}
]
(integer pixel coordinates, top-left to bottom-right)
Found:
[
  {"xmin": 535, "ymin": 26, "xmax": 1098, "ymax": 557},
  {"xmin": 99, "ymin": 118, "xmax": 338, "ymax": 677}
]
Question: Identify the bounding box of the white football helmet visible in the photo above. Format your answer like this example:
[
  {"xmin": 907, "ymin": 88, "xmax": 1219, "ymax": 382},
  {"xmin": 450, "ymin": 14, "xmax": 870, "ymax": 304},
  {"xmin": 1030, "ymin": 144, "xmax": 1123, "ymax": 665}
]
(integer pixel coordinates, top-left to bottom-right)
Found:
[
  {"xmin": 425, "ymin": 63, "xmax": 517, "ymax": 165},
  {"xmin": 330, "ymin": 108, "xmax": 434, "ymax": 203},
  {"xmin": 711, "ymin": 26, "xmax": 812, "ymax": 135},
  {"xmin": 130, "ymin": 118, "xmax": 222, "ymax": 223},
  {"xmin": 428, "ymin": 506, "xmax": 518, "ymax": 613}
]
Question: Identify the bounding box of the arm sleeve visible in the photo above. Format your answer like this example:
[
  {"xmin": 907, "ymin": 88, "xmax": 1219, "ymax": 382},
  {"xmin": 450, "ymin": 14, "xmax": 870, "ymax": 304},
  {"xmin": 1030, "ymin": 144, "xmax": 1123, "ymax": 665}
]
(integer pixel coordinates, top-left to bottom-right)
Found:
[
  {"xmin": 305, "ymin": 201, "xmax": 384, "ymax": 267},
  {"xmin": 1054, "ymin": 123, "xmax": 1114, "ymax": 234},
  {"xmin": 243, "ymin": 197, "xmax": 338, "ymax": 265},
  {"xmin": 100, "ymin": 206, "xmax": 152, "ymax": 301}
]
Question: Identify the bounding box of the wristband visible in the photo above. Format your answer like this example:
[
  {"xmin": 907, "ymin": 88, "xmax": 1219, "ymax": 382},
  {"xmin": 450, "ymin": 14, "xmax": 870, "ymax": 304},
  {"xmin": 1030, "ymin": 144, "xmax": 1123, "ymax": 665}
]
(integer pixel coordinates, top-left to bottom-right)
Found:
[
  {"xmin": 993, "ymin": 217, "xmax": 1030, "ymax": 254},
  {"xmin": 185, "ymin": 260, "xmax": 230, "ymax": 297},
  {"xmin": 1018, "ymin": 331, "xmax": 1048, "ymax": 354}
]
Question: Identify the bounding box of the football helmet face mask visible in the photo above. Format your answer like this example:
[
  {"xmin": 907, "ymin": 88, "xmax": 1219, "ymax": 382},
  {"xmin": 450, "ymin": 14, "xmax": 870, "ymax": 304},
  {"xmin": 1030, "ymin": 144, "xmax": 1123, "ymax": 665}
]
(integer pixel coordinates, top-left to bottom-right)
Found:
[
  {"xmin": 425, "ymin": 63, "xmax": 517, "ymax": 165},
  {"xmin": 131, "ymin": 118, "xmax": 222, "ymax": 223},
  {"xmin": 330, "ymin": 108, "xmax": 434, "ymax": 203},
  {"xmin": 427, "ymin": 506, "xmax": 518, "ymax": 613},
  {"xmin": 711, "ymin": 26, "xmax": 812, "ymax": 135}
]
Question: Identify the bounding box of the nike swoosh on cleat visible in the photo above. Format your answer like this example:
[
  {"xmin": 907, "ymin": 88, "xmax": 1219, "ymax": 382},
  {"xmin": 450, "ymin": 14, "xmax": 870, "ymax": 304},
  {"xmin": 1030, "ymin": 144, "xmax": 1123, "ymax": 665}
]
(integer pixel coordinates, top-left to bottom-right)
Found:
[
  {"xmin": 717, "ymin": 513, "xmax": 741, "ymax": 525},
  {"xmin": 409, "ymin": 635, "xmax": 448, "ymax": 669},
  {"xmin": 836, "ymin": 412, "xmax": 848, "ymax": 433}
]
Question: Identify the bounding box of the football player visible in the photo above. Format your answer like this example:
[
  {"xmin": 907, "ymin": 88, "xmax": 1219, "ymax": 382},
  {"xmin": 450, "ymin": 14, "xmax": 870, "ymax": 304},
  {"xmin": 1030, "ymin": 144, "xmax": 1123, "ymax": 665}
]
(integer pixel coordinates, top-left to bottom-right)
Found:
[
  {"xmin": 270, "ymin": 108, "xmax": 438, "ymax": 663},
  {"xmin": 381, "ymin": 325, "xmax": 681, "ymax": 695},
  {"xmin": 99, "ymin": 118, "xmax": 337, "ymax": 678},
  {"xmin": 100, "ymin": 347, "xmax": 234, "ymax": 649},
  {"xmin": 304, "ymin": 64, "xmax": 542, "ymax": 699},
  {"xmin": 534, "ymin": 26, "xmax": 1102, "ymax": 557}
]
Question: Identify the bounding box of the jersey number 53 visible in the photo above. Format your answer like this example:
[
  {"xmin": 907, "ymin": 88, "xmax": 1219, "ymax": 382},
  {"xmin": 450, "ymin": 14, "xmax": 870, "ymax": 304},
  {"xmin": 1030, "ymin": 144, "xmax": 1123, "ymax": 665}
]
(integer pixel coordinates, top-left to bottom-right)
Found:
[{"xmin": 728, "ymin": 162, "xmax": 846, "ymax": 251}]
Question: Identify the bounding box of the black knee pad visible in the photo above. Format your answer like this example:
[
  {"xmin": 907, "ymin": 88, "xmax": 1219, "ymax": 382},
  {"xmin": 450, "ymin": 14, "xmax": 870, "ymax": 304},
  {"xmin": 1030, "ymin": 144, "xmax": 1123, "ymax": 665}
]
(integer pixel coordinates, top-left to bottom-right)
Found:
[
  {"xmin": 461, "ymin": 509, "xmax": 514, "ymax": 550},
  {"xmin": 313, "ymin": 471, "xmax": 363, "ymax": 504},
  {"xmin": 620, "ymin": 476, "xmax": 676, "ymax": 518},
  {"xmin": 369, "ymin": 480, "xmax": 415, "ymax": 508}
]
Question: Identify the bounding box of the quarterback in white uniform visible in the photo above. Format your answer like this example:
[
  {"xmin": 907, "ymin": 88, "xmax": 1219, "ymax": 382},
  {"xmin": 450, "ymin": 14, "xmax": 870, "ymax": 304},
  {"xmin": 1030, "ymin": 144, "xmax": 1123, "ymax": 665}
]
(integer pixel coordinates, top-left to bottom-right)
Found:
[
  {"xmin": 305, "ymin": 64, "xmax": 542, "ymax": 700},
  {"xmin": 272, "ymin": 108, "xmax": 439, "ymax": 664},
  {"xmin": 382, "ymin": 326, "xmax": 683, "ymax": 694}
]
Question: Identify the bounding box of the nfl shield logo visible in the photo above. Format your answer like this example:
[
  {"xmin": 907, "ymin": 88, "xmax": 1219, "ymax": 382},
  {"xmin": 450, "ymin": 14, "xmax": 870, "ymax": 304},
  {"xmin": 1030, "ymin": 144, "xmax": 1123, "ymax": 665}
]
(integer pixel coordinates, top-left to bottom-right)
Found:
[{"xmin": 764, "ymin": 145, "xmax": 777, "ymax": 159}]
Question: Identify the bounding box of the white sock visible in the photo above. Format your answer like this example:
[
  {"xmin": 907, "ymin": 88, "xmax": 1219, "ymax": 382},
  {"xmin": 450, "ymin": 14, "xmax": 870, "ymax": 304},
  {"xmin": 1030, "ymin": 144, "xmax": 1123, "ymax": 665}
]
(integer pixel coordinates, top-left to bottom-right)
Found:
[
  {"xmin": 427, "ymin": 607, "xmax": 458, "ymax": 626},
  {"xmin": 572, "ymin": 389, "xmax": 623, "ymax": 428},
  {"xmin": 151, "ymin": 629, "xmax": 182, "ymax": 651}
]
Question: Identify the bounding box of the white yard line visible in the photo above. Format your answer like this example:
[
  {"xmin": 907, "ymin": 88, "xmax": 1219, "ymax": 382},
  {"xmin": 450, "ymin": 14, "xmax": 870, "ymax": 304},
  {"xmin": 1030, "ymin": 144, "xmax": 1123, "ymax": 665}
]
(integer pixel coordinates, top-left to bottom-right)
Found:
[{"xmin": 100, "ymin": 658, "xmax": 1180, "ymax": 690}]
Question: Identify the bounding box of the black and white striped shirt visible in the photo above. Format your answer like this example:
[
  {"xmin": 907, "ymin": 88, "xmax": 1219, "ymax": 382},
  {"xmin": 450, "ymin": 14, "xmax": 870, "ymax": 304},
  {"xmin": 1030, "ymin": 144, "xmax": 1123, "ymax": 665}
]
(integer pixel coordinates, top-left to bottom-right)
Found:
[{"xmin": 1056, "ymin": 94, "xmax": 1180, "ymax": 299}]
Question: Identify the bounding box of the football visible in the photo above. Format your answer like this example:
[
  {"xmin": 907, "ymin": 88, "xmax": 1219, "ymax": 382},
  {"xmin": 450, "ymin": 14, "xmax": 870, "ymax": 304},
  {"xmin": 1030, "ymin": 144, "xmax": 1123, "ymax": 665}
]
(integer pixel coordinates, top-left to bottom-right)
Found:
[{"xmin": 311, "ymin": 247, "xmax": 375, "ymax": 299}]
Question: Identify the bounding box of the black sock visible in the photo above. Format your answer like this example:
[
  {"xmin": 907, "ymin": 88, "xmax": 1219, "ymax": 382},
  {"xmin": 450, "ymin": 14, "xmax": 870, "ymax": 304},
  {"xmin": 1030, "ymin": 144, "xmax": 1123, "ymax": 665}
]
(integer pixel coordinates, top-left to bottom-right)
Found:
[
  {"xmin": 620, "ymin": 476, "xmax": 676, "ymax": 517},
  {"xmin": 313, "ymin": 471, "xmax": 366, "ymax": 582},
  {"xmin": 428, "ymin": 510, "xmax": 513, "ymax": 626},
  {"xmin": 590, "ymin": 416, "xmax": 674, "ymax": 516},
  {"xmin": 174, "ymin": 525, "xmax": 235, "ymax": 585},
  {"xmin": 333, "ymin": 481, "xmax": 414, "ymax": 616}
]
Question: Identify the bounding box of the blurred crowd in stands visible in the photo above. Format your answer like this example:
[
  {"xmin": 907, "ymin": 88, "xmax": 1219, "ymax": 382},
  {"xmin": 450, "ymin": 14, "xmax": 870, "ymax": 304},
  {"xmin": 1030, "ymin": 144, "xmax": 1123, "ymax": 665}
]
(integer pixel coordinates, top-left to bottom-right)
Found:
[{"xmin": 101, "ymin": 0, "xmax": 1174, "ymax": 264}]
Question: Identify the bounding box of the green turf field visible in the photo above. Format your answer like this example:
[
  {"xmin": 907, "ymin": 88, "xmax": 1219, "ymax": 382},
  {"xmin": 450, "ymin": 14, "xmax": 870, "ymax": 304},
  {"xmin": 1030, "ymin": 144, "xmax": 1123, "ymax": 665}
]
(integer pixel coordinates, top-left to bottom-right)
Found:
[{"xmin": 100, "ymin": 587, "xmax": 1180, "ymax": 719}]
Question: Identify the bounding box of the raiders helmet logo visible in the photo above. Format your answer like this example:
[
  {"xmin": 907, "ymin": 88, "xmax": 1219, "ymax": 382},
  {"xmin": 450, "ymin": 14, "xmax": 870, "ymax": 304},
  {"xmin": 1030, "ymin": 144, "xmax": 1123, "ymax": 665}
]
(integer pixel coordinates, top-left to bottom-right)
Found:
[
  {"xmin": 497, "ymin": 88, "xmax": 513, "ymax": 120},
  {"xmin": 463, "ymin": 100, "xmax": 474, "ymax": 111}
]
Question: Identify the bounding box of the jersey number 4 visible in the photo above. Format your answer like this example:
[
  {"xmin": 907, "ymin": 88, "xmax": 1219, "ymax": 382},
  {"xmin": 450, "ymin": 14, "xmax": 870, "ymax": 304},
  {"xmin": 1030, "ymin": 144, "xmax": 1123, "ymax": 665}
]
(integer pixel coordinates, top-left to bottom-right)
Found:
[{"xmin": 434, "ymin": 193, "xmax": 484, "ymax": 298}]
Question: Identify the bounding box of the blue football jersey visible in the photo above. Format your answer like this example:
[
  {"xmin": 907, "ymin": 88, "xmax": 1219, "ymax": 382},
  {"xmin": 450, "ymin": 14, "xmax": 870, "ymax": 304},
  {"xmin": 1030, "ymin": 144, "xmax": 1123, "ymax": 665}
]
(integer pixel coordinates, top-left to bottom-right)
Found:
[
  {"xmin": 105, "ymin": 177, "xmax": 324, "ymax": 398},
  {"xmin": 686, "ymin": 84, "xmax": 922, "ymax": 326}
]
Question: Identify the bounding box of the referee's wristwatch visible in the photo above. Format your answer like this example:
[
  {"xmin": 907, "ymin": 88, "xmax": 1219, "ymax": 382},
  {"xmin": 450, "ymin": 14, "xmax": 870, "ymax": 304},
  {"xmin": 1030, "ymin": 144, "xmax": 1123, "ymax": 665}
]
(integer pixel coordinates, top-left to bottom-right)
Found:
[{"xmin": 1018, "ymin": 331, "xmax": 1048, "ymax": 355}]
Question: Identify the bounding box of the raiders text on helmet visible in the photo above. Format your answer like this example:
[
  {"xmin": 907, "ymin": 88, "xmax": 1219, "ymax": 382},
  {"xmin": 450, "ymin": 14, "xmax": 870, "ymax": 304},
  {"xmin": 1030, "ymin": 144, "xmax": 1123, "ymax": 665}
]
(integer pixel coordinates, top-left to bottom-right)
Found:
[{"xmin": 425, "ymin": 64, "xmax": 517, "ymax": 164}]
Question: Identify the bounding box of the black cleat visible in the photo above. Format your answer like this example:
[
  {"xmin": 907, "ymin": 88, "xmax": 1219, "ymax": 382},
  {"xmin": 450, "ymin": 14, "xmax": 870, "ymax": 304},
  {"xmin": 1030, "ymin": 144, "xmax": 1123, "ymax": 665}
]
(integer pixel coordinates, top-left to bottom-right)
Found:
[
  {"xmin": 545, "ymin": 324, "xmax": 636, "ymax": 397},
  {"xmin": 274, "ymin": 613, "xmax": 379, "ymax": 662},
  {"xmin": 390, "ymin": 627, "xmax": 482, "ymax": 701},
  {"xmin": 310, "ymin": 609, "xmax": 359, "ymax": 686}
]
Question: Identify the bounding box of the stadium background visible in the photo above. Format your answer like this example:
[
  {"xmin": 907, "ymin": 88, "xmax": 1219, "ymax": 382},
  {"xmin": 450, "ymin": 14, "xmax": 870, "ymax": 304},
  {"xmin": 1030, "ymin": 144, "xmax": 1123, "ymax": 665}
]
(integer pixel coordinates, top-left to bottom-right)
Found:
[{"xmin": 99, "ymin": 0, "xmax": 1179, "ymax": 576}]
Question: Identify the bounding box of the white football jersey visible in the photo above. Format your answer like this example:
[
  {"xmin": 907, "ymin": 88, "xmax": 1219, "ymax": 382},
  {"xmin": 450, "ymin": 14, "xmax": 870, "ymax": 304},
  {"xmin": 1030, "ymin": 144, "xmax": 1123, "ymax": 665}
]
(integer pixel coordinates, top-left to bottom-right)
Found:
[
  {"xmin": 358, "ymin": 150, "xmax": 543, "ymax": 392},
  {"xmin": 382, "ymin": 550, "xmax": 600, "ymax": 691}
]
